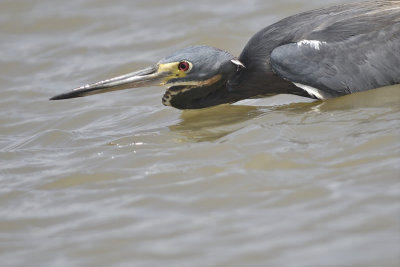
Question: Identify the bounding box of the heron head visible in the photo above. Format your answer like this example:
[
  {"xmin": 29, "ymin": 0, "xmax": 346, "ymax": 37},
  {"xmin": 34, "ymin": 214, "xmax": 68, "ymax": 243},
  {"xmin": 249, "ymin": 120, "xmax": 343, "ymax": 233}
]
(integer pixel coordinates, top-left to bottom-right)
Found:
[{"xmin": 50, "ymin": 45, "xmax": 245, "ymax": 109}]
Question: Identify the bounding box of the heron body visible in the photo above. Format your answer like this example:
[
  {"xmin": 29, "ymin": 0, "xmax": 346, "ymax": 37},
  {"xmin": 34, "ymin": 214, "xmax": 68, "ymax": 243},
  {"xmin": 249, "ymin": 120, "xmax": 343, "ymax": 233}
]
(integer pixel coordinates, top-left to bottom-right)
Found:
[{"xmin": 51, "ymin": 0, "xmax": 400, "ymax": 109}]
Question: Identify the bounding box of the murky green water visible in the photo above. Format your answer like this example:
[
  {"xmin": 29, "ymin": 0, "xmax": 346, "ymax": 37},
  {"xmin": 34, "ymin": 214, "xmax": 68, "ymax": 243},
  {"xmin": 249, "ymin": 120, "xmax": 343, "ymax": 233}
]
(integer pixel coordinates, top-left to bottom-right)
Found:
[{"xmin": 1, "ymin": 0, "xmax": 399, "ymax": 266}]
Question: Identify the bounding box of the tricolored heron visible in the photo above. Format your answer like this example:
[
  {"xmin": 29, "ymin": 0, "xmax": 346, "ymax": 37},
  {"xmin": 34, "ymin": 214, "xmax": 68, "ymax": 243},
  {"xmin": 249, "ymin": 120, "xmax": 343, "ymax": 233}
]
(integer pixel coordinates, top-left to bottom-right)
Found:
[{"xmin": 50, "ymin": 1, "xmax": 400, "ymax": 109}]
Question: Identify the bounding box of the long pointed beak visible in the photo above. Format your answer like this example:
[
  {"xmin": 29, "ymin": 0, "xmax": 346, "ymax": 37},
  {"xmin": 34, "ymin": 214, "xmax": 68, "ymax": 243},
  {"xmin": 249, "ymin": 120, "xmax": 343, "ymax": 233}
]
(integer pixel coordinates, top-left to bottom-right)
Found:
[{"xmin": 50, "ymin": 65, "xmax": 169, "ymax": 100}]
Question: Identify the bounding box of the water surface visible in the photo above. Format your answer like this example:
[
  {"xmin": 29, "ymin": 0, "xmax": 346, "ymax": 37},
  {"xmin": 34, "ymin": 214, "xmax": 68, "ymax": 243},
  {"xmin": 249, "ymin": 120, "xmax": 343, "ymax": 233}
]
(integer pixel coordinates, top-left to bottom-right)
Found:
[{"xmin": 1, "ymin": 0, "xmax": 399, "ymax": 266}]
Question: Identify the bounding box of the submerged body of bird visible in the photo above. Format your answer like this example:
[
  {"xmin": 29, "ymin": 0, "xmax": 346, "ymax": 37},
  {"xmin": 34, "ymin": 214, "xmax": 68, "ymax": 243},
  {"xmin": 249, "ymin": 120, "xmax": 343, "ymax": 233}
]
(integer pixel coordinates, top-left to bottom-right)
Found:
[{"xmin": 51, "ymin": 0, "xmax": 400, "ymax": 109}]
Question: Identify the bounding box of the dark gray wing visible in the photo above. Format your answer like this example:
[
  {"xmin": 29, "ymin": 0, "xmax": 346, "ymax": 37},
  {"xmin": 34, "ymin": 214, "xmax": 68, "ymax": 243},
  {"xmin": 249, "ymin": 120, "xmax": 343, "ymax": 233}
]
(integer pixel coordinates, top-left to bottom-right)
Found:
[{"xmin": 270, "ymin": 23, "xmax": 400, "ymax": 99}]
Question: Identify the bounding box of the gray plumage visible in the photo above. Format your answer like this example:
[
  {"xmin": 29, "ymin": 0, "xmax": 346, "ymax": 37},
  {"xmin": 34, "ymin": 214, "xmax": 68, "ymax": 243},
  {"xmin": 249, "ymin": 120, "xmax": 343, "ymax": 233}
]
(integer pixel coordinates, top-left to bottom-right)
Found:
[{"xmin": 234, "ymin": 0, "xmax": 400, "ymax": 100}]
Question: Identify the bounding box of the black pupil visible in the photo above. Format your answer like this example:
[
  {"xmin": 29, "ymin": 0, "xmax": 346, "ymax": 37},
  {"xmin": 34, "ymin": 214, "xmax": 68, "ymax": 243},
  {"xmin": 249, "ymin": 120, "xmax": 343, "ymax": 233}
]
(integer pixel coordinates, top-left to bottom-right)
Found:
[{"xmin": 179, "ymin": 62, "xmax": 188, "ymax": 71}]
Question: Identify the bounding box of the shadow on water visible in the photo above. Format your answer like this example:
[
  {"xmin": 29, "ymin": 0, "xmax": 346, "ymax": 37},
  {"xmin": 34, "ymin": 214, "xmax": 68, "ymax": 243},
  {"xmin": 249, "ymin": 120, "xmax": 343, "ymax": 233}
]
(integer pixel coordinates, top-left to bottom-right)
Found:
[
  {"xmin": 111, "ymin": 85, "xmax": 399, "ymax": 145},
  {"xmin": 109, "ymin": 104, "xmax": 267, "ymax": 145},
  {"xmin": 277, "ymin": 84, "xmax": 400, "ymax": 113},
  {"xmin": 168, "ymin": 104, "xmax": 266, "ymax": 142},
  {"xmin": 168, "ymin": 85, "xmax": 400, "ymax": 142}
]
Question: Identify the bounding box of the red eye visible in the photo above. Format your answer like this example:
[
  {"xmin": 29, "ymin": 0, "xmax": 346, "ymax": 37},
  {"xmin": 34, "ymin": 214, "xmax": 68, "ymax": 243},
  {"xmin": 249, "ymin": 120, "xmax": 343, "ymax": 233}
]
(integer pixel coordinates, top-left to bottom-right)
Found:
[{"xmin": 178, "ymin": 61, "xmax": 190, "ymax": 72}]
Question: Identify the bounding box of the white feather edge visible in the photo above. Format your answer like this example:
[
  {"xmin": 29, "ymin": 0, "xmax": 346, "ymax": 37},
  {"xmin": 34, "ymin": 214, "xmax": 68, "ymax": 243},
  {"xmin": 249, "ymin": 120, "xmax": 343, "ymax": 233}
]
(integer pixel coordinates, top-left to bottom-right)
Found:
[
  {"xmin": 230, "ymin": 59, "xmax": 246, "ymax": 68},
  {"xmin": 292, "ymin": 82, "xmax": 327, "ymax": 100},
  {"xmin": 296, "ymin": 40, "xmax": 327, "ymax": 50}
]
